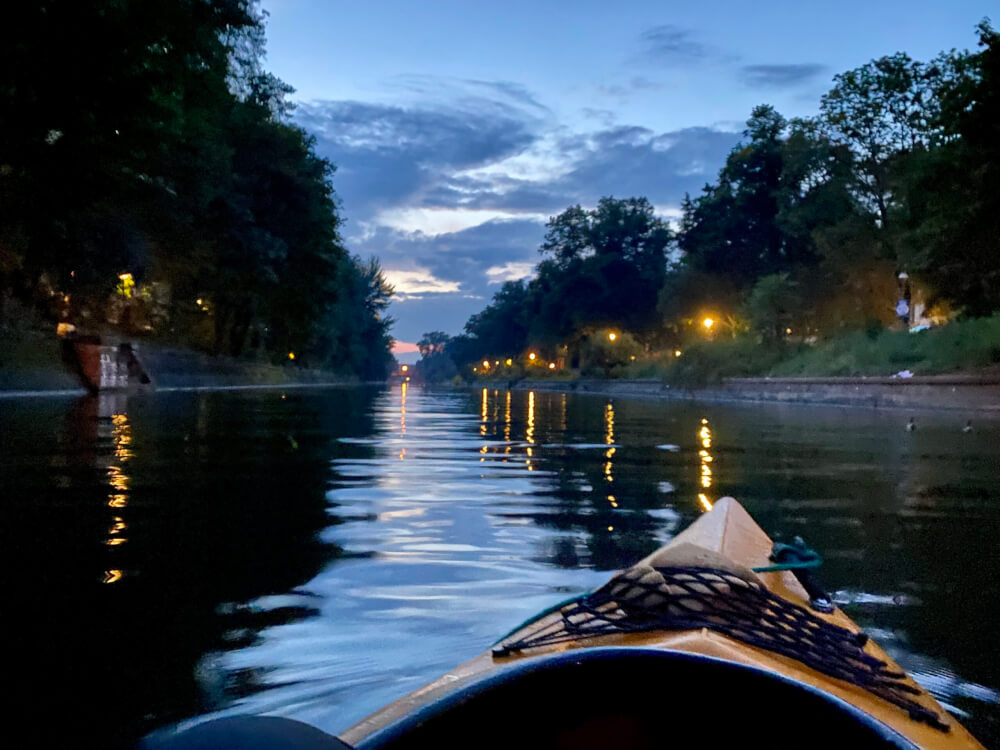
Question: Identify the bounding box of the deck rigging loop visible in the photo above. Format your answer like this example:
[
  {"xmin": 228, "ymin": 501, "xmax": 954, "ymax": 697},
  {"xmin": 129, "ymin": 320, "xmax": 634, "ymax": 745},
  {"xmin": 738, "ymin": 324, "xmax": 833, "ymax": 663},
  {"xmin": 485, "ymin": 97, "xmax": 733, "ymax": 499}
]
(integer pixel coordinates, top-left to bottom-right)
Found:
[{"xmin": 493, "ymin": 564, "xmax": 949, "ymax": 733}]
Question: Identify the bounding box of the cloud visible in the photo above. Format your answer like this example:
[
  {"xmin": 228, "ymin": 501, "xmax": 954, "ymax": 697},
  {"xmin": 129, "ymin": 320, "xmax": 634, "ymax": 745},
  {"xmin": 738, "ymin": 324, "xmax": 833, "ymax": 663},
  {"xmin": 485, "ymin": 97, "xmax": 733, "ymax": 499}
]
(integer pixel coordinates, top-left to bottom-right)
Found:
[
  {"xmin": 290, "ymin": 77, "xmax": 742, "ymax": 339},
  {"xmin": 355, "ymin": 218, "xmax": 545, "ymax": 296},
  {"xmin": 581, "ymin": 107, "xmax": 616, "ymax": 127},
  {"xmin": 376, "ymin": 206, "xmax": 548, "ymax": 236},
  {"xmin": 294, "ymin": 93, "xmax": 545, "ymax": 230},
  {"xmin": 740, "ymin": 63, "xmax": 828, "ymax": 89},
  {"xmin": 595, "ymin": 76, "xmax": 666, "ymax": 102},
  {"xmin": 382, "ymin": 268, "xmax": 462, "ymax": 296},
  {"xmin": 638, "ymin": 24, "xmax": 710, "ymax": 63},
  {"xmin": 387, "ymin": 75, "xmax": 552, "ymax": 115},
  {"xmin": 340, "ymin": 120, "xmax": 739, "ymax": 336},
  {"xmin": 550, "ymin": 125, "xmax": 740, "ymax": 207},
  {"xmin": 634, "ymin": 25, "xmax": 737, "ymax": 68},
  {"xmin": 391, "ymin": 340, "xmax": 420, "ymax": 354},
  {"xmin": 485, "ymin": 262, "xmax": 534, "ymax": 284}
]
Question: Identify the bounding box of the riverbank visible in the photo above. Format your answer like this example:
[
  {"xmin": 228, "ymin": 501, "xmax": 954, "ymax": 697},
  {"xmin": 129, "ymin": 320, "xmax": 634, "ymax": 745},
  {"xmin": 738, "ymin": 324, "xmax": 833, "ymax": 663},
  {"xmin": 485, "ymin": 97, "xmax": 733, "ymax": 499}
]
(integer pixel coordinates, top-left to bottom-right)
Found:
[
  {"xmin": 476, "ymin": 375, "xmax": 1000, "ymax": 412},
  {"xmin": 0, "ymin": 329, "xmax": 355, "ymax": 394}
]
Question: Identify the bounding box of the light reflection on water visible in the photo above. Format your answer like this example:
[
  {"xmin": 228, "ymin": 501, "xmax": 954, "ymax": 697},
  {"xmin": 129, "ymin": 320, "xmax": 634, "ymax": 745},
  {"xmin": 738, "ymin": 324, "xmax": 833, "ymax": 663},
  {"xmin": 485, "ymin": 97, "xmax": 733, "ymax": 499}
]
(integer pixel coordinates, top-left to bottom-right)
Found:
[
  {"xmin": 201, "ymin": 386, "xmax": 1000, "ymax": 743},
  {"xmin": 2, "ymin": 385, "xmax": 999, "ymax": 747},
  {"xmin": 197, "ymin": 386, "xmax": 685, "ymax": 734}
]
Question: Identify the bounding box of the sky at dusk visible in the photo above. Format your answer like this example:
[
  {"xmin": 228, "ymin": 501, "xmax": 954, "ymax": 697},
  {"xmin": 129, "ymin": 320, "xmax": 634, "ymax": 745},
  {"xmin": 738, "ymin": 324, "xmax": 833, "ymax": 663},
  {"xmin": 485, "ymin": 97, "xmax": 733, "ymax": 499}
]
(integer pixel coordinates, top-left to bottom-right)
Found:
[{"xmin": 259, "ymin": 0, "xmax": 990, "ymax": 358}]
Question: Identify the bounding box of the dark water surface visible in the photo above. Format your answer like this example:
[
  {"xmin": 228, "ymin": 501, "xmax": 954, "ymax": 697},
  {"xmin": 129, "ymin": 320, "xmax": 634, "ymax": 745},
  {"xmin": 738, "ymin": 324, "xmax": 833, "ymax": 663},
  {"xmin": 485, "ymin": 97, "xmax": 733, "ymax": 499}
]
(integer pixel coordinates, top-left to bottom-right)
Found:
[{"xmin": 2, "ymin": 385, "xmax": 999, "ymax": 747}]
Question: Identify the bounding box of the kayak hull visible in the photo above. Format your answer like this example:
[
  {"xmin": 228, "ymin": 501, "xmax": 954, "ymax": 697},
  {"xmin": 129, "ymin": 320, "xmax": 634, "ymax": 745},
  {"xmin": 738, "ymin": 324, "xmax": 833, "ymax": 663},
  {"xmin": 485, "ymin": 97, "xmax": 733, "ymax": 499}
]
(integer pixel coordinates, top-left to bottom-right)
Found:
[{"xmin": 342, "ymin": 498, "xmax": 983, "ymax": 749}]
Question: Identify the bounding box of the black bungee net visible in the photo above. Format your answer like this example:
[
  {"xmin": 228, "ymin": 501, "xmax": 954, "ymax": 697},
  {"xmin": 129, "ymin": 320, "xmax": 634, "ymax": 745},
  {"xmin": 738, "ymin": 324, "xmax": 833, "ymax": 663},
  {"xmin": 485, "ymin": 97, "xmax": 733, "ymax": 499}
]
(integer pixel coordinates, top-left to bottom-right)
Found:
[{"xmin": 493, "ymin": 565, "xmax": 948, "ymax": 732}]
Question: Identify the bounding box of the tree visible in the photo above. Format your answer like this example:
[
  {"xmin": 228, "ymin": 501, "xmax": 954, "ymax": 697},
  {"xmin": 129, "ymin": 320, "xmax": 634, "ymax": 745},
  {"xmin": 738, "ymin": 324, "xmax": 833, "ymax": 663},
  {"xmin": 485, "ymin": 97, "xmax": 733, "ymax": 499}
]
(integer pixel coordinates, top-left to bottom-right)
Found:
[
  {"xmin": 415, "ymin": 331, "xmax": 457, "ymax": 382},
  {"xmin": 679, "ymin": 106, "xmax": 831, "ymax": 286},
  {"xmin": 817, "ymin": 51, "xmax": 971, "ymax": 233},
  {"xmin": 898, "ymin": 21, "xmax": 1000, "ymax": 315},
  {"xmin": 460, "ymin": 280, "xmax": 529, "ymax": 362},
  {"xmin": 417, "ymin": 331, "xmax": 451, "ymax": 357},
  {"xmin": 0, "ymin": 1, "xmax": 259, "ymax": 294},
  {"xmin": 530, "ymin": 197, "xmax": 672, "ymax": 341},
  {"xmin": 538, "ymin": 205, "xmax": 590, "ymax": 267},
  {"xmin": 745, "ymin": 273, "xmax": 800, "ymax": 341},
  {"xmin": 0, "ymin": 1, "xmax": 397, "ymax": 378}
]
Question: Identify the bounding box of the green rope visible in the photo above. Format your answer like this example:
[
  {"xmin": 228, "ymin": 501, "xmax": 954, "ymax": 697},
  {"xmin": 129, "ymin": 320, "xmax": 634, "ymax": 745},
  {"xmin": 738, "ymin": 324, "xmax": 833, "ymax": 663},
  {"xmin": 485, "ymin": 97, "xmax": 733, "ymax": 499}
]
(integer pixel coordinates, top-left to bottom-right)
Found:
[
  {"xmin": 752, "ymin": 537, "xmax": 823, "ymax": 573},
  {"xmin": 752, "ymin": 559, "xmax": 822, "ymax": 573}
]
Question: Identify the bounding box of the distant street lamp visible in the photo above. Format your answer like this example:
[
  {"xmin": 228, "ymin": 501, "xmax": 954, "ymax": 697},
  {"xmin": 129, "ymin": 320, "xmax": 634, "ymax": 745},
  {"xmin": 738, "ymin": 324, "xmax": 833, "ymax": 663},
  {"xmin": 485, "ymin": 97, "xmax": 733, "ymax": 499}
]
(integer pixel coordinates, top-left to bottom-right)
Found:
[
  {"xmin": 608, "ymin": 332, "xmax": 617, "ymax": 342},
  {"xmin": 505, "ymin": 358, "xmax": 513, "ymax": 366},
  {"xmin": 482, "ymin": 360, "xmax": 490, "ymax": 369},
  {"xmin": 703, "ymin": 317, "xmax": 714, "ymax": 330},
  {"xmin": 548, "ymin": 362, "xmax": 556, "ymax": 370},
  {"xmin": 528, "ymin": 352, "xmax": 536, "ymax": 361},
  {"xmin": 401, "ymin": 364, "xmax": 408, "ymax": 372}
]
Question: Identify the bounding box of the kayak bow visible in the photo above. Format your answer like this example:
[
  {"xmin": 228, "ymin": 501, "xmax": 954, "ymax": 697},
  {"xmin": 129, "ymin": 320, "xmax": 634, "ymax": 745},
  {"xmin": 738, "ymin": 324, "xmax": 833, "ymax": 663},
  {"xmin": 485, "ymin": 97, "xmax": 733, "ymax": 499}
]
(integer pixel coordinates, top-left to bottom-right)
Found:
[{"xmin": 341, "ymin": 497, "xmax": 983, "ymax": 749}]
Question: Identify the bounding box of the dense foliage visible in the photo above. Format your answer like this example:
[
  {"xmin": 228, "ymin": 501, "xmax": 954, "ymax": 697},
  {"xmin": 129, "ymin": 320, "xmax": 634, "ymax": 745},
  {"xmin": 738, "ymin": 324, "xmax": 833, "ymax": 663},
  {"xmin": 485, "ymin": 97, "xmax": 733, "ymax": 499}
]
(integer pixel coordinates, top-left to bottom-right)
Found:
[
  {"xmin": 433, "ymin": 197, "xmax": 671, "ymax": 377},
  {"xmin": 0, "ymin": 1, "xmax": 393, "ymax": 376},
  {"xmin": 429, "ymin": 21, "xmax": 999, "ymax": 380}
]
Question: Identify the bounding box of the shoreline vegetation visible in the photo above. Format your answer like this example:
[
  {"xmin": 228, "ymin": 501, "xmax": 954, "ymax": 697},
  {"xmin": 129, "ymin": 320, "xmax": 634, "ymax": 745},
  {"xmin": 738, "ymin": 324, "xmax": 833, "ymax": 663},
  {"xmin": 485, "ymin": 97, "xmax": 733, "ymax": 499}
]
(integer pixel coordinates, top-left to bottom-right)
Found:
[
  {"xmin": 2, "ymin": 2, "xmax": 394, "ymax": 382},
  {"xmin": 414, "ymin": 22, "xmax": 1000, "ymax": 397},
  {"xmin": 425, "ymin": 312, "xmax": 1000, "ymax": 387}
]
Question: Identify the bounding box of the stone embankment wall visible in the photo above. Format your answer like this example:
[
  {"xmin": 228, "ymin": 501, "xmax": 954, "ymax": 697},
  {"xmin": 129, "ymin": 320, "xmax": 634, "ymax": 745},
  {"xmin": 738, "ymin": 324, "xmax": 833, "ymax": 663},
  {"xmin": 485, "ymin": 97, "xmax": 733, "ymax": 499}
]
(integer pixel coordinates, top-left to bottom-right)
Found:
[{"xmin": 479, "ymin": 376, "xmax": 1000, "ymax": 412}]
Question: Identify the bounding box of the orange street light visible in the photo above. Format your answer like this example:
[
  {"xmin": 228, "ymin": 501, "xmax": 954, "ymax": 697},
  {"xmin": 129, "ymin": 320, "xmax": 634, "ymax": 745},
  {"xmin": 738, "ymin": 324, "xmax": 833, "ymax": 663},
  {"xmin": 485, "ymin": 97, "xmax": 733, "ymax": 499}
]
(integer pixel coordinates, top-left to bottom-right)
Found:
[
  {"xmin": 528, "ymin": 352, "xmax": 536, "ymax": 361},
  {"xmin": 703, "ymin": 317, "xmax": 714, "ymax": 330},
  {"xmin": 608, "ymin": 332, "xmax": 617, "ymax": 342},
  {"xmin": 401, "ymin": 364, "xmax": 408, "ymax": 372},
  {"xmin": 288, "ymin": 352, "xmax": 296, "ymax": 360},
  {"xmin": 482, "ymin": 360, "xmax": 490, "ymax": 368},
  {"xmin": 548, "ymin": 362, "xmax": 556, "ymax": 370},
  {"xmin": 674, "ymin": 350, "xmax": 682, "ymax": 357},
  {"xmin": 505, "ymin": 358, "xmax": 512, "ymax": 366}
]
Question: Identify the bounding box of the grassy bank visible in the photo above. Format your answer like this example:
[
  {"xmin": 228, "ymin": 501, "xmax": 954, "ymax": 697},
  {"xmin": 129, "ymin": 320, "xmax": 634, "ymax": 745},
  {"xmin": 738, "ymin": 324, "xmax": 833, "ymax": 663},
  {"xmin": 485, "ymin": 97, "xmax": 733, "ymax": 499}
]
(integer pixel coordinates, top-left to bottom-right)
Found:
[{"xmin": 618, "ymin": 315, "xmax": 1000, "ymax": 385}]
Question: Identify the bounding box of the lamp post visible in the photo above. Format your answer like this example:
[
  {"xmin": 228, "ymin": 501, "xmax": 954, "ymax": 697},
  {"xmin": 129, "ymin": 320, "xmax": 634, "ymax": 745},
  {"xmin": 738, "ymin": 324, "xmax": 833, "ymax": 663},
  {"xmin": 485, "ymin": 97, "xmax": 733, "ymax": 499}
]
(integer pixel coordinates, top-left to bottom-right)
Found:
[{"xmin": 896, "ymin": 272, "xmax": 911, "ymax": 329}]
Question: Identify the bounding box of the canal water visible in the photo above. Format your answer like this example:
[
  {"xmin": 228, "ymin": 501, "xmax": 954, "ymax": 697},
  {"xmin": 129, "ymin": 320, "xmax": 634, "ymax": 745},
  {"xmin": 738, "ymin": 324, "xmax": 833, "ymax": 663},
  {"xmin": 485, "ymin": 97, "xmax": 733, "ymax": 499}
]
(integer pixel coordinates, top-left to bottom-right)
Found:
[{"xmin": 2, "ymin": 385, "xmax": 998, "ymax": 747}]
